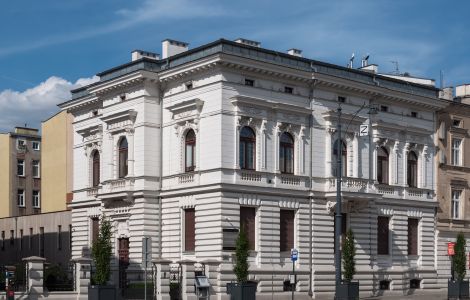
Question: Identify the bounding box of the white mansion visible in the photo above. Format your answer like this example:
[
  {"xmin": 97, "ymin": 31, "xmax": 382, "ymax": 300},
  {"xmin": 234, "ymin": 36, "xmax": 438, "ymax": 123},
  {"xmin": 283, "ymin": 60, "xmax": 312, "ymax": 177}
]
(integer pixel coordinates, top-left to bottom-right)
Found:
[{"xmin": 59, "ymin": 38, "xmax": 448, "ymax": 299}]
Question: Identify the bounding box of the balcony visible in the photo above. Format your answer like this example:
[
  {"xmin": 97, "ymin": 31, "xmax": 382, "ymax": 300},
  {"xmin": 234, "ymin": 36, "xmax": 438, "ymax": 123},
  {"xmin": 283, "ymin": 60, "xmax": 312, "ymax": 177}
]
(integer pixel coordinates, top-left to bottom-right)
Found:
[
  {"xmin": 327, "ymin": 177, "xmax": 371, "ymax": 193},
  {"xmin": 86, "ymin": 187, "xmax": 100, "ymax": 197},
  {"xmin": 103, "ymin": 178, "xmax": 135, "ymax": 193}
]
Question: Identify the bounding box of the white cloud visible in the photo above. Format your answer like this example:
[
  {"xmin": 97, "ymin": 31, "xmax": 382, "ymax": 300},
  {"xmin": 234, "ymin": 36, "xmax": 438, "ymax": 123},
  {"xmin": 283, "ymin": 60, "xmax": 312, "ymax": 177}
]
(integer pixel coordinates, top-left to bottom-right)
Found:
[{"xmin": 0, "ymin": 76, "xmax": 99, "ymax": 131}]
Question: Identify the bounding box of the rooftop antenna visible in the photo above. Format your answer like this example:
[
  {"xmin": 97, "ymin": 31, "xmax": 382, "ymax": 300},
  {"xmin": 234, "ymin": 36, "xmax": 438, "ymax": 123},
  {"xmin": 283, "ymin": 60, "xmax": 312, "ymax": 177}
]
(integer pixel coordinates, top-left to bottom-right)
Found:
[
  {"xmin": 440, "ymin": 70, "xmax": 444, "ymax": 89},
  {"xmin": 348, "ymin": 53, "xmax": 355, "ymax": 68},
  {"xmin": 390, "ymin": 61, "xmax": 400, "ymax": 75},
  {"xmin": 361, "ymin": 54, "xmax": 370, "ymax": 67}
]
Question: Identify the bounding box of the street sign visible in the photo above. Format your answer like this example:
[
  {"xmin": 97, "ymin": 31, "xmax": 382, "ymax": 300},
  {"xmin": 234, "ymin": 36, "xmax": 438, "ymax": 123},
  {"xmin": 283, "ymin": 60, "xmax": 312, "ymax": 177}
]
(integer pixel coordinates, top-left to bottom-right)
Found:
[
  {"xmin": 291, "ymin": 248, "xmax": 298, "ymax": 262},
  {"xmin": 448, "ymin": 242, "xmax": 456, "ymax": 256},
  {"xmin": 142, "ymin": 237, "xmax": 152, "ymax": 268},
  {"xmin": 359, "ymin": 124, "xmax": 369, "ymax": 136}
]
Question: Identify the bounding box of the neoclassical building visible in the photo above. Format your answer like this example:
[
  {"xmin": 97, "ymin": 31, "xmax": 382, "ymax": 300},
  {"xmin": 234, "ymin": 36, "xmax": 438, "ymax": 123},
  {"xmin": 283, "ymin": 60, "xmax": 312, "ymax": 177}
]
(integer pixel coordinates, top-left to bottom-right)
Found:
[{"xmin": 59, "ymin": 39, "xmax": 447, "ymax": 299}]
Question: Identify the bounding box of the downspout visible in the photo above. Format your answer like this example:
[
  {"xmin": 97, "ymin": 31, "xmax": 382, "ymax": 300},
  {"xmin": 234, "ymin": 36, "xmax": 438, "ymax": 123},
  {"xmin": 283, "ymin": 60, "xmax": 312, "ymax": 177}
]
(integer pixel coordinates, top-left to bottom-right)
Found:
[
  {"xmin": 308, "ymin": 74, "xmax": 317, "ymax": 297},
  {"xmin": 158, "ymin": 82, "xmax": 165, "ymax": 258}
]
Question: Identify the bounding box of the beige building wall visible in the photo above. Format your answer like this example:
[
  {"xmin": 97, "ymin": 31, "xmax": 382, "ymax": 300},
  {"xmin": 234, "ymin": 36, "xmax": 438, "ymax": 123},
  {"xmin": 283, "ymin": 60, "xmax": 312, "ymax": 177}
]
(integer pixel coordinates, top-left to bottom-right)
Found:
[
  {"xmin": 41, "ymin": 111, "xmax": 74, "ymax": 213},
  {"xmin": 0, "ymin": 134, "xmax": 11, "ymax": 218}
]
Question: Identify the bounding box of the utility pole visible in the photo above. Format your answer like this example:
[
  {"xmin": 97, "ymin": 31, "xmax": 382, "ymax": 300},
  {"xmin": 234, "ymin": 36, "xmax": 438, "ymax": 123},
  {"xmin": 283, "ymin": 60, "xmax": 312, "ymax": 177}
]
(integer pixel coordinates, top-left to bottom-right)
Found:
[{"xmin": 334, "ymin": 104, "xmax": 343, "ymax": 291}]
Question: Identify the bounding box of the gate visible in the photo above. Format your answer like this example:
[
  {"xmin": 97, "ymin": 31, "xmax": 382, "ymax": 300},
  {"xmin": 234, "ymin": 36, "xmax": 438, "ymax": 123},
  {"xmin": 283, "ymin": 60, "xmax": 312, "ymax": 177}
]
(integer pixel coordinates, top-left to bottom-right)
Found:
[
  {"xmin": 118, "ymin": 238, "xmax": 130, "ymax": 292},
  {"xmin": 169, "ymin": 263, "xmax": 182, "ymax": 300},
  {"xmin": 121, "ymin": 265, "xmax": 154, "ymax": 300},
  {"xmin": 44, "ymin": 262, "xmax": 75, "ymax": 292}
]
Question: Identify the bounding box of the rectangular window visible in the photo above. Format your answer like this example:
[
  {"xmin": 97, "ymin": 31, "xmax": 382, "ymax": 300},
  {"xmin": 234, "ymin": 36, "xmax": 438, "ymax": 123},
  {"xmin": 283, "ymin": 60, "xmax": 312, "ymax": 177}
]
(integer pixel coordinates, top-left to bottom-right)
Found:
[
  {"xmin": 380, "ymin": 105, "xmax": 388, "ymax": 112},
  {"xmin": 452, "ymin": 190, "xmax": 462, "ymax": 219},
  {"xmin": 244, "ymin": 79, "xmax": 254, "ymax": 87},
  {"xmin": 284, "ymin": 86, "xmax": 293, "ymax": 94},
  {"xmin": 453, "ymin": 119, "xmax": 462, "ymax": 128},
  {"xmin": 411, "ymin": 111, "xmax": 418, "ymax": 118},
  {"xmin": 39, "ymin": 227, "xmax": 44, "ymax": 257},
  {"xmin": 17, "ymin": 189, "xmax": 25, "ymax": 207},
  {"xmin": 69, "ymin": 225, "xmax": 72, "ymax": 250},
  {"xmin": 185, "ymin": 81, "xmax": 193, "ymax": 90},
  {"xmin": 91, "ymin": 218, "xmax": 99, "ymax": 245},
  {"xmin": 20, "ymin": 229, "xmax": 23, "ymax": 251},
  {"xmin": 408, "ymin": 218, "xmax": 419, "ymax": 255},
  {"xmin": 32, "ymin": 141, "xmax": 40, "ymax": 150},
  {"xmin": 184, "ymin": 208, "xmax": 195, "ymax": 252},
  {"xmin": 452, "ymin": 138, "xmax": 462, "ymax": 166},
  {"xmin": 1, "ymin": 231, "xmax": 4, "ymax": 251},
  {"xmin": 338, "ymin": 96, "xmax": 346, "ymax": 103},
  {"xmin": 29, "ymin": 228, "xmax": 33, "ymax": 250},
  {"xmin": 377, "ymin": 216, "xmax": 390, "ymax": 255},
  {"xmin": 10, "ymin": 230, "xmax": 14, "ymax": 245},
  {"xmin": 58, "ymin": 225, "xmax": 62, "ymax": 250},
  {"xmin": 32, "ymin": 160, "xmax": 40, "ymax": 178},
  {"xmin": 17, "ymin": 159, "xmax": 25, "ymax": 176},
  {"xmin": 240, "ymin": 207, "xmax": 256, "ymax": 251},
  {"xmin": 17, "ymin": 139, "xmax": 26, "ymax": 150},
  {"xmin": 280, "ymin": 210, "xmax": 295, "ymax": 252},
  {"xmin": 32, "ymin": 191, "xmax": 40, "ymax": 208}
]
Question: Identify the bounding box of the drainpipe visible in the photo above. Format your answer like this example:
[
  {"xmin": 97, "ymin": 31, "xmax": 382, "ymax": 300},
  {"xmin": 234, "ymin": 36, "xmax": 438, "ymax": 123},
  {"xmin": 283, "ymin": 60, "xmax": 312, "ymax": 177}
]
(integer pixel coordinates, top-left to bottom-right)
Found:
[
  {"xmin": 158, "ymin": 82, "xmax": 165, "ymax": 258},
  {"xmin": 308, "ymin": 77, "xmax": 317, "ymax": 297}
]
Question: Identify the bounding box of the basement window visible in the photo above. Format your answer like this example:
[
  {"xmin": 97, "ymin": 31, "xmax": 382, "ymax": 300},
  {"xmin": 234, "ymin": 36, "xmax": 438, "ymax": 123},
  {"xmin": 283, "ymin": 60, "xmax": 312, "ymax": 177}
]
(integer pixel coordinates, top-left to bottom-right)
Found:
[
  {"xmin": 244, "ymin": 79, "xmax": 254, "ymax": 87},
  {"xmin": 380, "ymin": 105, "xmax": 389, "ymax": 112},
  {"xmin": 185, "ymin": 81, "xmax": 193, "ymax": 90},
  {"xmin": 379, "ymin": 280, "xmax": 390, "ymax": 290},
  {"xmin": 410, "ymin": 279, "xmax": 421, "ymax": 289},
  {"xmin": 411, "ymin": 111, "xmax": 418, "ymax": 118},
  {"xmin": 338, "ymin": 96, "xmax": 346, "ymax": 103},
  {"xmin": 284, "ymin": 86, "xmax": 293, "ymax": 94}
]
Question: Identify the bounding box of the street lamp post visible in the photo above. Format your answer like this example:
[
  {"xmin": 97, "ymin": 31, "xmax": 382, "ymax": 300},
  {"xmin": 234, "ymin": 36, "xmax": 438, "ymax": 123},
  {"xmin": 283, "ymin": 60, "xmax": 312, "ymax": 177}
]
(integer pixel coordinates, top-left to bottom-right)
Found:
[{"xmin": 334, "ymin": 105, "xmax": 343, "ymax": 291}]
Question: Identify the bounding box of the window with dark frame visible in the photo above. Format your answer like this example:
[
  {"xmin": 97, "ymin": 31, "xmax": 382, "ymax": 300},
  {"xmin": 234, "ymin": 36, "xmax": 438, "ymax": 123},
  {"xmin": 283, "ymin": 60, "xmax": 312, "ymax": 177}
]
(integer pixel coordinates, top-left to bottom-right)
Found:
[
  {"xmin": 118, "ymin": 137, "xmax": 128, "ymax": 178},
  {"xmin": 69, "ymin": 225, "xmax": 72, "ymax": 250},
  {"xmin": 380, "ymin": 105, "xmax": 389, "ymax": 112},
  {"xmin": 333, "ymin": 139, "xmax": 347, "ymax": 177},
  {"xmin": 284, "ymin": 86, "xmax": 293, "ymax": 94},
  {"xmin": 184, "ymin": 208, "xmax": 195, "ymax": 252},
  {"xmin": 338, "ymin": 96, "xmax": 346, "ymax": 103},
  {"xmin": 280, "ymin": 210, "xmax": 295, "ymax": 252},
  {"xmin": 244, "ymin": 79, "xmax": 254, "ymax": 87},
  {"xmin": 58, "ymin": 225, "xmax": 62, "ymax": 250},
  {"xmin": 407, "ymin": 151, "xmax": 418, "ymax": 188},
  {"xmin": 29, "ymin": 228, "xmax": 33, "ymax": 250},
  {"xmin": 92, "ymin": 150, "xmax": 100, "ymax": 187},
  {"xmin": 32, "ymin": 160, "xmax": 40, "ymax": 178},
  {"xmin": 32, "ymin": 141, "xmax": 40, "ymax": 150},
  {"xmin": 240, "ymin": 206, "xmax": 256, "ymax": 251},
  {"xmin": 377, "ymin": 147, "xmax": 389, "ymax": 184},
  {"xmin": 185, "ymin": 81, "xmax": 193, "ymax": 90},
  {"xmin": 453, "ymin": 119, "xmax": 462, "ymax": 128},
  {"xmin": 20, "ymin": 229, "xmax": 23, "ymax": 251},
  {"xmin": 39, "ymin": 227, "xmax": 44, "ymax": 257},
  {"xmin": 91, "ymin": 218, "xmax": 99, "ymax": 245},
  {"xmin": 9, "ymin": 230, "xmax": 13, "ymax": 246},
  {"xmin": 17, "ymin": 189, "xmax": 25, "ymax": 207},
  {"xmin": 32, "ymin": 191, "xmax": 40, "ymax": 208},
  {"xmin": 1, "ymin": 231, "xmax": 4, "ymax": 251},
  {"xmin": 279, "ymin": 132, "xmax": 294, "ymax": 174},
  {"xmin": 407, "ymin": 218, "xmax": 418, "ymax": 255},
  {"xmin": 185, "ymin": 130, "xmax": 196, "ymax": 172},
  {"xmin": 17, "ymin": 159, "xmax": 25, "ymax": 176},
  {"xmin": 377, "ymin": 216, "xmax": 390, "ymax": 255},
  {"xmin": 411, "ymin": 111, "xmax": 418, "ymax": 118},
  {"xmin": 240, "ymin": 126, "xmax": 256, "ymax": 170}
]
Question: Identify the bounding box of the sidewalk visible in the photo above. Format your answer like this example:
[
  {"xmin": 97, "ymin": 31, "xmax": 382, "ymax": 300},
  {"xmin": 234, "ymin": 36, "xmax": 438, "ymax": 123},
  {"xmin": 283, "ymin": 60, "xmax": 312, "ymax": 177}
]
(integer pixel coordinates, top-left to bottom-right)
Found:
[{"xmin": 364, "ymin": 290, "xmax": 447, "ymax": 299}]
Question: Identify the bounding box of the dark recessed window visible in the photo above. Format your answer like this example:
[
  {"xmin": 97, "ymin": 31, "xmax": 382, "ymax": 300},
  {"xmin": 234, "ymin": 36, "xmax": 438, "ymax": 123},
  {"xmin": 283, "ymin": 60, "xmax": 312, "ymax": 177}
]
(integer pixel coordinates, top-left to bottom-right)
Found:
[
  {"xmin": 380, "ymin": 280, "xmax": 390, "ymax": 290},
  {"xmin": 185, "ymin": 130, "xmax": 196, "ymax": 172},
  {"xmin": 240, "ymin": 127, "xmax": 256, "ymax": 170},
  {"xmin": 410, "ymin": 279, "xmax": 421, "ymax": 289},
  {"xmin": 338, "ymin": 96, "xmax": 346, "ymax": 103},
  {"xmin": 453, "ymin": 119, "xmax": 462, "ymax": 127},
  {"xmin": 407, "ymin": 151, "xmax": 418, "ymax": 188},
  {"xmin": 377, "ymin": 147, "xmax": 389, "ymax": 184},
  {"xmin": 377, "ymin": 216, "xmax": 390, "ymax": 255},
  {"xmin": 92, "ymin": 110, "xmax": 98, "ymax": 116},
  {"xmin": 280, "ymin": 132, "xmax": 294, "ymax": 174},
  {"xmin": 185, "ymin": 81, "xmax": 193, "ymax": 90},
  {"xmin": 118, "ymin": 137, "xmax": 128, "ymax": 178},
  {"xmin": 244, "ymin": 79, "xmax": 254, "ymax": 87},
  {"xmin": 284, "ymin": 86, "xmax": 293, "ymax": 94},
  {"xmin": 92, "ymin": 150, "xmax": 100, "ymax": 187},
  {"xmin": 380, "ymin": 105, "xmax": 389, "ymax": 112},
  {"xmin": 184, "ymin": 208, "xmax": 195, "ymax": 252},
  {"xmin": 240, "ymin": 207, "xmax": 256, "ymax": 251},
  {"xmin": 411, "ymin": 112, "xmax": 417, "ymax": 118}
]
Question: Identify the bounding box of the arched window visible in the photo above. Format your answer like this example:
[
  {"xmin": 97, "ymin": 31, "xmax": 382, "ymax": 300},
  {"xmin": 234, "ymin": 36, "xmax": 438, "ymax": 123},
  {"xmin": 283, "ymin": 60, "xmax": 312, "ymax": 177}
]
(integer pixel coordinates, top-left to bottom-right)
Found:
[
  {"xmin": 92, "ymin": 150, "xmax": 100, "ymax": 187},
  {"xmin": 240, "ymin": 127, "xmax": 256, "ymax": 170},
  {"xmin": 118, "ymin": 137, "xmax": 128, "ymax": 178},
  {"xmin": 185, "ymin": 129, "xmax": 196, "ymax": 172},
  {"xmin": 377, "ymin": 147, "xmax": 389, "ymax": 184},
  {"xmin": 333, "ymin": 140, "xmax": 347, "ymax": 177},
  {"xmin": 407, "ymin": 151, "xmax": 418, "ymax": 188},
  {"xmin": 280, "ymin": 132, "xmax": 294, "ymax": 174}
]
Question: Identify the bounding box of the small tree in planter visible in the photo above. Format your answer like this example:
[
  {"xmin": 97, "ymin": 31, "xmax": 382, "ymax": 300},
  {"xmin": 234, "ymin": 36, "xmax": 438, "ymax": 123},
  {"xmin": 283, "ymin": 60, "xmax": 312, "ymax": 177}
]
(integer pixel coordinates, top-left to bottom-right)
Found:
[
  {"xmin": 89, "ymin": 216, "xmax": 116, "ymax": 300},
  {"xmin": 336, "ymin": 229, "xmax": 359, "ymax": 300},
  {"xmin": 449, "ymin": 232, "xmax": 469, "ymax": 299},
  {"xmin": 226, "ymin": 227, "xmax": 256, "ymax": 300}
]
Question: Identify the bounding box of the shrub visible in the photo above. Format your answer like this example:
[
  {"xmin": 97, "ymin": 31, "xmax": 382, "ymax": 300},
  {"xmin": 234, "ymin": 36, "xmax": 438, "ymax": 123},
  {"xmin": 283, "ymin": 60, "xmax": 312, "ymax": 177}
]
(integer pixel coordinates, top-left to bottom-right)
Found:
[
  {"xmin": 454, "ymin": 232, "xmax": 467, "ymax": 281},
  {"xmin": 91, "ymin": 216, "xmax": 113, "ymax": 285},
  {"xmin": 233, "ymin": 227, "xmax": 249, "ymax": 283},
  {"xmin": 342, "ymin": 229, "xmax": 356, "ymax": 282}
]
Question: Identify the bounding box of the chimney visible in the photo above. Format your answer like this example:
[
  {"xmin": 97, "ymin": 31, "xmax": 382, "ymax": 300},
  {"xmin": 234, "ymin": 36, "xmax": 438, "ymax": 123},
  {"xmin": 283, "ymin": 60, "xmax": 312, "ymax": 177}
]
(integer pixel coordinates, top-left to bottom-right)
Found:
[
  {"xmin": 359, "ymin": 64, "xmax": 378, "ymax": 74},
  {"xmin": 131, "ymin": 50, "xmax": 159, "ymax": 61},
  {"xmin": 234, "ymin": 38, "xmax": 261, "ymax": 48},
  {"xmin": 455, "ymin": 84, "xmax": 470, "ymax": 105},
  {"xmin": 439, "ymin": 87, "xmax": 453, "ymax": 100},
  {"xmin": 287, "ymin": 48, "xmax": 302, "ymax": 57},
  {"xmin": 162, "ymin": 39, "xmax": 189, "ymax": 59}
]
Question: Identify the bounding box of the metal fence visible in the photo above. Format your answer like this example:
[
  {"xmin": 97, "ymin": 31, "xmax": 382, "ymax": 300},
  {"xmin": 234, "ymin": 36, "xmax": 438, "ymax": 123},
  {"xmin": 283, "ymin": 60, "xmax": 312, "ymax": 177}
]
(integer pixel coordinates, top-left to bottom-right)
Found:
[
  {"xmin": 43, "ymin": 262, "xmax": 75, "ymax": 292},
  {"xmin": 0, "ymin": 263, "xmax": 27, "ymax": 292},
  {"xmin": 121, "ymin": 266, "xmax": 155, "ymax": 300}
]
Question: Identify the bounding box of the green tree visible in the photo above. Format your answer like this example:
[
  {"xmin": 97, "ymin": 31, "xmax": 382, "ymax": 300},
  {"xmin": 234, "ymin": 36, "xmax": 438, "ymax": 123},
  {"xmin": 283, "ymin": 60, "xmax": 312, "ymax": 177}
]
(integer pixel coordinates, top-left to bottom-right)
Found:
[
  {"xmin": 233, "ymin": 227, "xmax": 249, "ymax": 283},
  {"xmin": 91, "ymin": 216, "xmax": 113, "ymax": 285},
  {"xmin": 454, "ymin": 232, "xmax": 467, "ymax": 281},
  {"xmin": 342, "ymin": 229, "xmax": 356, "ymax": 282}
]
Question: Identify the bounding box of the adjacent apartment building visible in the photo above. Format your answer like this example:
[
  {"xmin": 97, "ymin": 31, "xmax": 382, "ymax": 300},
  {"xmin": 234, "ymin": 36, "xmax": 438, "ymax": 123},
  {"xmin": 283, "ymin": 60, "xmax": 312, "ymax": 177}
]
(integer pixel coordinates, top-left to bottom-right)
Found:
[
  {"xmin": 436, "ymin": 84, "xmax": 470, "ymax": 287},
  {"xmin": 0, "ymin": 127, "xmax": 41, "ymax": 218},
  {"xmin": 60, "ymin": 38, "xmax": 447, "ymax": 298}
]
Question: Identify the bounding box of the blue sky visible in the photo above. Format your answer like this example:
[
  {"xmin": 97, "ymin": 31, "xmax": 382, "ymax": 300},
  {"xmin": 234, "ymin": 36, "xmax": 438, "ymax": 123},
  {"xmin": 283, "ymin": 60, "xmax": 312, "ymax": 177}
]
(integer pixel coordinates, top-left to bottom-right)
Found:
[{"xmin": 0, "ymin": 0, "xmax": 469, "ymax": 131}]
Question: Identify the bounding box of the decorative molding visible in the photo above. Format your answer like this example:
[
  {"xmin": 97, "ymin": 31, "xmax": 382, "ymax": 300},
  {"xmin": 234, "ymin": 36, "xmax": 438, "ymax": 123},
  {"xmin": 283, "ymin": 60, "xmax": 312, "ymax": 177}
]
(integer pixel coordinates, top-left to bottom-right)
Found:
[
  {"xmin": 407, "ymin": 209, "xmax": 423, "ymax": 218},
  {"xmin": 101, "ymin": 109, "xmax": 137, "ymax": 133},
  {"xmin": 87, "ymin": 206, "xmax": 101, "ymax": 218},
  {"xmin": 179, "ymin": 196, "xmax": 195, "ymax": 209},
  {"xmin": 239, "ymin": 194, "xmax": 261, "ymax": 206},
  {"xmin": 279, "ymin": 199, "xmax": 300, "ymax": 209},
  {"xmin": 378, "ymin": 207, "xmax": 394, "ymax": 216},
  {"xmin": 167, "ymin": 98, "xmax": 204, "ymax": 120}
]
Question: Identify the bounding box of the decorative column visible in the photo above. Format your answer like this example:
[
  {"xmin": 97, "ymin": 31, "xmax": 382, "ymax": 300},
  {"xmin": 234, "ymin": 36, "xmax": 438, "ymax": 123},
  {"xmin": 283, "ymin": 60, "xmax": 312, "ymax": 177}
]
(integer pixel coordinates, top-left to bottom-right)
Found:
[
  {"xmin": 178, "ymin": 260, "xmax": 196, "ymax": 300},
  {"xmin": 393, "ymin": 141, "xmax": 400, "ymax": 185},
  {"xmin": 352, "ymin": 133, "xmax": 359, "ymax": 178},
  {"xmin": 325, "ymin": 128, "xmax": 334, "ymax": 177},
  {"xmin": 153, "ymin": 259, "xmax": 172, "ymax": 300},
  {"xmin": 201, "ymin": 259, "xmax": 221, "ymax": 297},
  {"xmin": 403, "ymin": 142, "xmax": 411, "ymax": 186},
  {"xmin": 422, "ymin": 145, "xmax": 429, "ymax": 188},
  {"xmin": 275, "ymin": 122, "xmax": 282, "ymax": 173},
  {"xmin": 260, "ymin": 120, "xmax": 267, "ymax": 171},
  {"xmin": 298, "ymin": 126, "xmax": 306, "ymax": 175},
  {"xmin": 372, "ymin": 137, "xmax": 380, "ymax": 182},
  {"xmin": 107, "ymin": 132, "xmax": 115, "ymax": 180},
  {"xmin": 346, "ymin": 134, "xmax": 354, "ymax": 178},
  {"xmin": 72, "ymin": 257, "xmax": 92, "ymax": 300},
  {"xmin": 23, "ymin": 256, "xmax": 46, "ymax": 296},
  {"xmin": 126, "ymin": 128, "xmax": 135, "ymax": 177}
]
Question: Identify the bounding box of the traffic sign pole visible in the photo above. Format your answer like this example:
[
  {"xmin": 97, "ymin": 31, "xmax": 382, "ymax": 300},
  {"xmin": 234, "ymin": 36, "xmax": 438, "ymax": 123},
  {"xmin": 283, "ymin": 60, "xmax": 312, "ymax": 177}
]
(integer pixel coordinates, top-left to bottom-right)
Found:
[{"xmin": 290, "ymin": 248, "xmax": 298, "ymax": 300}]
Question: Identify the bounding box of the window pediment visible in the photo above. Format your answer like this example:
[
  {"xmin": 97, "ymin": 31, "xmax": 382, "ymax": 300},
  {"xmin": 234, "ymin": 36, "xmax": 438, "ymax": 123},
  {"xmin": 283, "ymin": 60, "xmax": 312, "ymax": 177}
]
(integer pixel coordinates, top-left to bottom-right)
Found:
[
  {"xmin": 100, "ymin": 109, "xmax": 137, "ymax": 132},
  {"xmin": 322, "ymin": 110, "xmax": 367, "ymax": 127},
  {"xmin": 77, "ymin": 124, "xmax": 103, "ymax": 142},
  {"xmin": 231, "ymin": 95, "xmax": 311, "ymax": 116},
  {"xmin": 167, "ymin": 98, "xmax": 204, "ymax": 120}
]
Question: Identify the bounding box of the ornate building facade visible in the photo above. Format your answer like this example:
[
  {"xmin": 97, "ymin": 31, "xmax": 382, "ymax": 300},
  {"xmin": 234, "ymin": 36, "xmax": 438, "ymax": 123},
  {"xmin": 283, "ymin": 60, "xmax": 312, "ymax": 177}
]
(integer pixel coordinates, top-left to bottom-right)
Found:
[{"xmin": 60, "ymin": 39, "xmax": 447, "ymax": 298}]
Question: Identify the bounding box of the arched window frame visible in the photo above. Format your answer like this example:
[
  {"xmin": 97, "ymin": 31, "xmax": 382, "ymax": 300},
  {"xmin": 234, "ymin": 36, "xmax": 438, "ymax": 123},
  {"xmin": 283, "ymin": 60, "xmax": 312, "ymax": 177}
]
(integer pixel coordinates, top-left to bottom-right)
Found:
[
  {"xmin": 377, "ymin": 146, "xmax": 389, "ymax": 184},
  {"xmin": 279, "ymin": 132, "xmax": 295, "ymax": 174},
  {"xmin": 239, "ymin": 126, "xmax": 256, "ymax": 170},
  {"xmin": 185, "ymin": 129, "xmax": 196, "ymax": 172},
  {"xmin": 333, "ymin": 139, "xmax": 347, "ymax": 177},
  {"xmin": 407, "ymin": 151, "xmax": 418, "ymax": 188},
  {"xmin": 118, "ymin": 137, "xmax": 128, "ymax": 178},
  {"xmin": 91, "ymin": 150, "xmax": 101, "ymax": 187}
]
